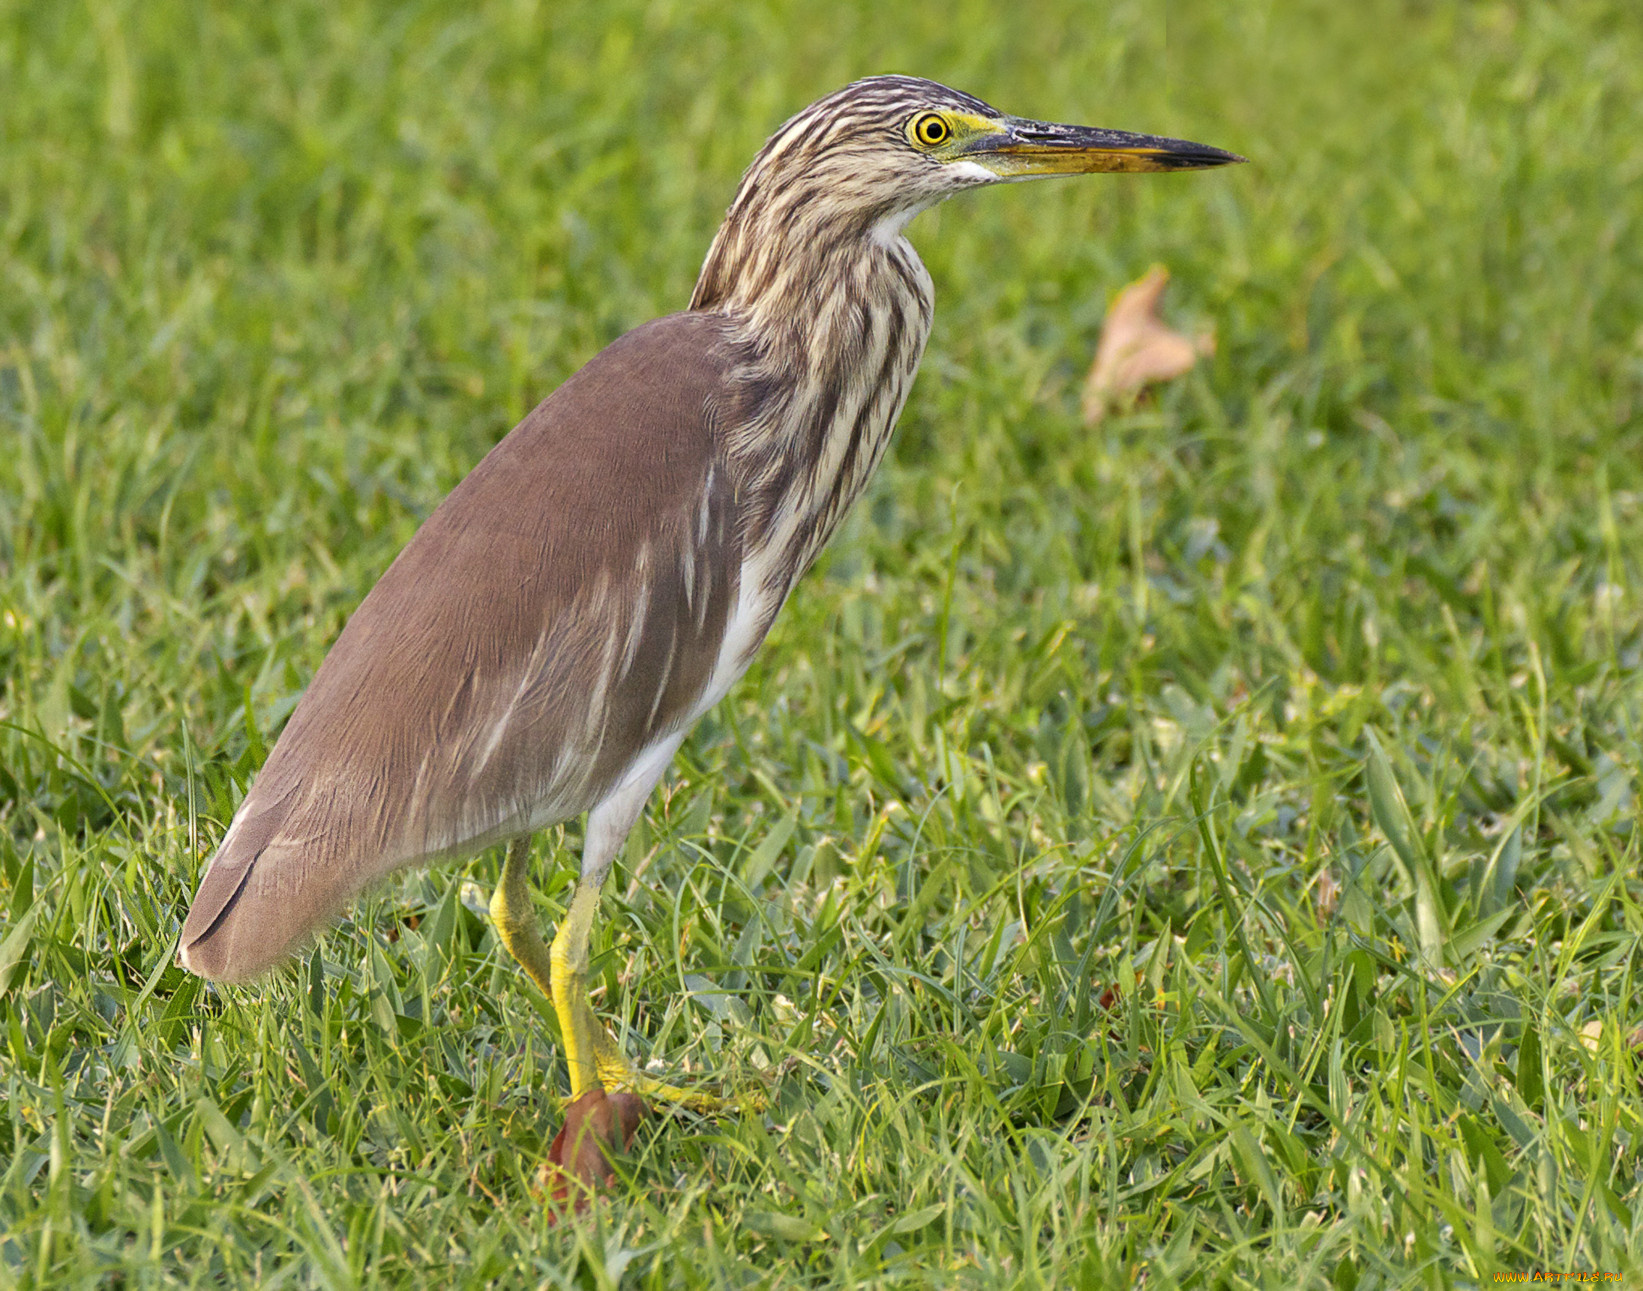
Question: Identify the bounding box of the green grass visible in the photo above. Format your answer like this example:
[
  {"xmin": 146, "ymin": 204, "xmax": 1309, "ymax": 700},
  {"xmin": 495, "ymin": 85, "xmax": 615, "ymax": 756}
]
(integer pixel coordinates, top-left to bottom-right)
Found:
[{"xmin": 4, "ymin": 0, "xmax": 1643, "ymax": 1284}]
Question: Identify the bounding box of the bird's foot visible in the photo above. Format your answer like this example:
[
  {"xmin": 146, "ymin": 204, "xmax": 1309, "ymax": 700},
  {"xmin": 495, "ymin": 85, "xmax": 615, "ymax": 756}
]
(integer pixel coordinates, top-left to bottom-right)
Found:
[{"xmin": 595, "ymin": 1051, "xmax": 768, "ymax": 1116}]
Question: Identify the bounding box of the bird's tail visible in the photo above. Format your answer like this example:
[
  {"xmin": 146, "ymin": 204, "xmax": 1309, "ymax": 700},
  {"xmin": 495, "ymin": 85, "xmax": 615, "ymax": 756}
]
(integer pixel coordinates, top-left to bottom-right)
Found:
[{"xmin": 177, "ymin": 789, "xmax": 346, "ymax": 981}]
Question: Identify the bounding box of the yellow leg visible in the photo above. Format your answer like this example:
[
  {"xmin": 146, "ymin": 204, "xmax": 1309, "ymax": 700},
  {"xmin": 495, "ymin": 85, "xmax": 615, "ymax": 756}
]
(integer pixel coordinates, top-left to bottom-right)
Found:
[{"xmin": 490, "ymin": 838, "xmax": 757, "ymax": 1114}]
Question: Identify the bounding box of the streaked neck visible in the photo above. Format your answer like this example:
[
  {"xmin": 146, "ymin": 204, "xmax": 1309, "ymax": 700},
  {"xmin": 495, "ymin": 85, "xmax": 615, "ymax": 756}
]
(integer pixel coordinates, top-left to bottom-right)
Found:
[{"xmin": 689, "ymin": 196, "xmax": 935, "ymax": 592}]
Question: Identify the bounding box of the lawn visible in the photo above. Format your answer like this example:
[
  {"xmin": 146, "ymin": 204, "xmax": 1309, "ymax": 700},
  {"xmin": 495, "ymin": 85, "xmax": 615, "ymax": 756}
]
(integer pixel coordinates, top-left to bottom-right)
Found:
[{"xmin": 3, "ymin": 0, "xmax": 1643, "ymax": 1284}]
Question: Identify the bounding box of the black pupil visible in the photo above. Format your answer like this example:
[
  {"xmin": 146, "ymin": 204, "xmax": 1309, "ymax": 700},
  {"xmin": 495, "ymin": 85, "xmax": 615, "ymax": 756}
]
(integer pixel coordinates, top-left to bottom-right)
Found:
[{"xmin": 922, "ymin": 117, "xmax": 945, "ymax": 142}]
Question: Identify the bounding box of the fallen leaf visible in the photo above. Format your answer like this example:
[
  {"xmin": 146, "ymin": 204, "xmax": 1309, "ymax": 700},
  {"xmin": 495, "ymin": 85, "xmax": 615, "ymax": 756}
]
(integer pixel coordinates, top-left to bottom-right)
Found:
[
  {"xmin": 1315, "ymin": 869, "xmax": 1342, "ymax": 920},
  {"xmin": 1082, "ymin": 265, "xmax": 1214, "ymax": 423},
  {"xmin": 540, "ymin": 1088, "xmax": 648, "ymax": 1221}
]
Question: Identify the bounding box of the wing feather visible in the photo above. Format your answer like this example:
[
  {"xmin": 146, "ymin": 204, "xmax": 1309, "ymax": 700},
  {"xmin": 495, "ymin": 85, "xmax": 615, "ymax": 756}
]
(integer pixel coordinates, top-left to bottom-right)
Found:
[{"xmin": 180, "ymin": 312, "xmax": 744, "ymax": 981}]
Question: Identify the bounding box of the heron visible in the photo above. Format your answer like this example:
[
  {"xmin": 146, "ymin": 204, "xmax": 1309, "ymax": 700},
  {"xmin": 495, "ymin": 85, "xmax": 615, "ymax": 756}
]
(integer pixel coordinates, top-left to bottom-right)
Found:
[{"xmin": 178, "ymin": 76, "xmax": 1240, "ymax": 1120}]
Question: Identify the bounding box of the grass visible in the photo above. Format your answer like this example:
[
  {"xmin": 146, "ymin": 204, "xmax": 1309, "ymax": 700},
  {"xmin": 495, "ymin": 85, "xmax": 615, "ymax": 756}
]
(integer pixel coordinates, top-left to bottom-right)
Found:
[{"xmin": 3, "ymin": 0, "xmax": 1643, "ymax": 1284}]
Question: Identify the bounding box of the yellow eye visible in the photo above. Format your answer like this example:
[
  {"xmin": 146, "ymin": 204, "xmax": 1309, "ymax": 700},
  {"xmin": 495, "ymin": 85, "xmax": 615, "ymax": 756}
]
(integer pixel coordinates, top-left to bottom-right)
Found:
[{"xmin": 911, "ymin": 113, "xmax": 951, "ymax": 148}]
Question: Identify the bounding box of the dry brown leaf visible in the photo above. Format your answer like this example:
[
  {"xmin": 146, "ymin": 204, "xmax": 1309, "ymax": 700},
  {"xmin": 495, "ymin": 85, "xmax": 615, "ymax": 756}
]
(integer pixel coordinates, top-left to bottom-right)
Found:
[
  {"xmin": 1081, "ymin": 265, "xmax": 1214, "ymax": 424},
  {"xmin": 1315, "ymin": 869, "xmax": 1342, "ymax": 920},
  {"xmin": 539, "ymin": 1088, "xmax": 648, "ymax": 1222}
]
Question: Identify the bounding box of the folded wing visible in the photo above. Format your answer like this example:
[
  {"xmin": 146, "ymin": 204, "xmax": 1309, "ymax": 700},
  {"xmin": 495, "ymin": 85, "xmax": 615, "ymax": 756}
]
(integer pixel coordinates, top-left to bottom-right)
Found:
[{"xmin": 180, "ymin": 312, "xmax": 743, "ymax": 980}]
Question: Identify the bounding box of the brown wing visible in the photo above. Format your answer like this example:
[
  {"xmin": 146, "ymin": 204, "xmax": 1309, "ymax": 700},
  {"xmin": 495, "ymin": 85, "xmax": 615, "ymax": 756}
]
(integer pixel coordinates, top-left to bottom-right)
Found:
[{"xmin": 179, "ymin": 312, "xmax": 743, "ymax": 981}]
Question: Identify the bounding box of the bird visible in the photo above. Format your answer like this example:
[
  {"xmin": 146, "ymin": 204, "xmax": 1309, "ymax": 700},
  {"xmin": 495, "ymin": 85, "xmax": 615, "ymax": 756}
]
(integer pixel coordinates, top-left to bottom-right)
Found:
[{"xmin": 178, "ymin": 76, "xmax": 1241, "ymax": 1119}]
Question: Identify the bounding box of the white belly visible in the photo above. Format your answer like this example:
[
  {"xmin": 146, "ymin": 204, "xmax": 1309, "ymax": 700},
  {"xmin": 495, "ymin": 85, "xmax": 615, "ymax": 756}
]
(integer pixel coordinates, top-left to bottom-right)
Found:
[{"xmin": 690, "ymin": 548, "xmax": 791, "ymax": 723}]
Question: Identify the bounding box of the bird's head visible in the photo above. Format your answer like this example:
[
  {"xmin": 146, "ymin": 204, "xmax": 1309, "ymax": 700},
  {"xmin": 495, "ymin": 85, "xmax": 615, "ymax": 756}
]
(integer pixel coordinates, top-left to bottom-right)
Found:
[
  {"xmin": 737, "ymin": 76, "xmax": 1241, "ymax": 232},
  {"xmin": 692, "ymin": 76, "xmax": 1242, "ymax": 311}
]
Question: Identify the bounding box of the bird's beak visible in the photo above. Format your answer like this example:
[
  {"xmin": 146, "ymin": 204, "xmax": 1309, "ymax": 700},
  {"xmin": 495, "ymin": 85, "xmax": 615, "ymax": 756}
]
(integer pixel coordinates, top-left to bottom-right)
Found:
[{"xmin": 971, "ymin": 117, "xmax": 1245, "ymax": 177}]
